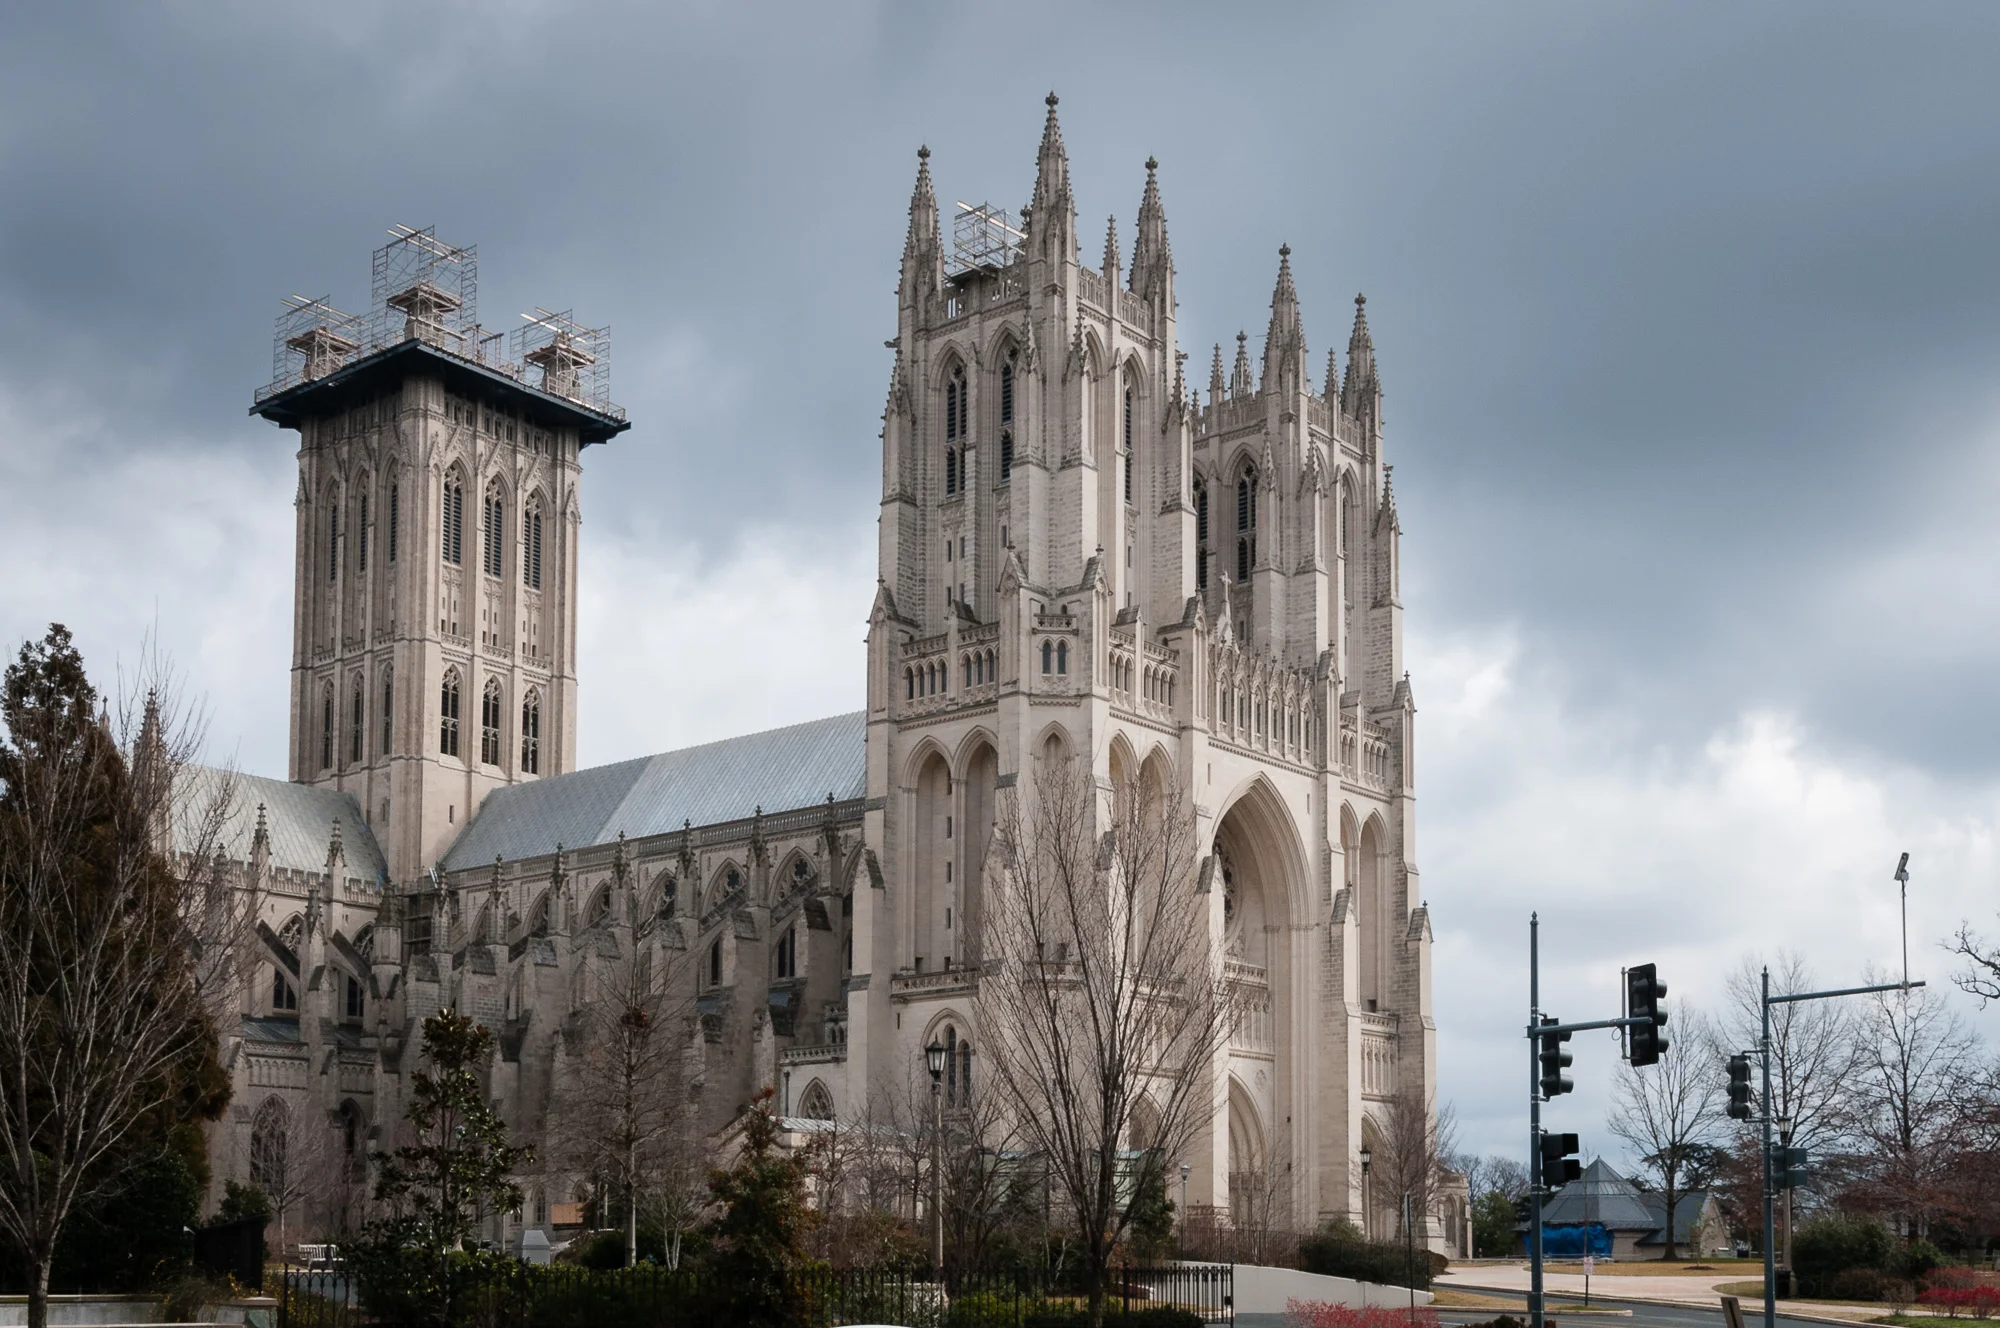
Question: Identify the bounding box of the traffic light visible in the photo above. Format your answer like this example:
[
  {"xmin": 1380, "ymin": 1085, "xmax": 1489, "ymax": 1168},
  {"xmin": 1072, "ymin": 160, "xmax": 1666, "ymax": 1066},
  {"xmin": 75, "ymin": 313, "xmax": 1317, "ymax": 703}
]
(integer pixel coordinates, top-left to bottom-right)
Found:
[
  {"xmin": 1627, "ymin": 962, "xmax": 1669, "ymax": 1067},
  {"xmin": 1726, "ymin": 1053, "xmax": 1754, "ymax": 1120},
  {"xmin": 1538, "ymin": 1016, "xmax": 1573, "ymax": 1098},
  {"xmin": 1778, "ymin": 1147, "xmax": 1810, "ymax": 1191},
  {"xmin": 1540, "ymin": 1131, "xmax": 1581, "ymax": 1190}
]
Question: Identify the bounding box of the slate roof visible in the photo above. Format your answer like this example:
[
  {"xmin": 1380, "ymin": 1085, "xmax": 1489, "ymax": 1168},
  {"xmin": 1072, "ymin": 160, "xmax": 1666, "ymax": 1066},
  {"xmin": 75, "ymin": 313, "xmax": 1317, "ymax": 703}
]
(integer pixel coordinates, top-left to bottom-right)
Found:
[
  {"xmin": 1539, "ymin": 1158, "xmax": 1657, "ymax": 1231},
  {"xmin": 439, "ymin": 712, "xmax": 867, "ymax": 872},
  {"xmin": 180, "ymin": 767, "xmax": 390, "ymax": 884},
  {"xmin": 1636, "ymin": 1190, "xmax": 1715, "ymax": 1246}
]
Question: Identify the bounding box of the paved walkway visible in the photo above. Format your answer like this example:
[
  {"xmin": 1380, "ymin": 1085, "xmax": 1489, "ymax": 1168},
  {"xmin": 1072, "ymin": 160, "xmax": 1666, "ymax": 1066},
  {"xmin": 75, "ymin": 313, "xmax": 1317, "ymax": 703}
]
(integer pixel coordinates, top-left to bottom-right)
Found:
[{"xmin": 1438, "ymin": 1264, "xmax": 1885, "ymax": 1322}]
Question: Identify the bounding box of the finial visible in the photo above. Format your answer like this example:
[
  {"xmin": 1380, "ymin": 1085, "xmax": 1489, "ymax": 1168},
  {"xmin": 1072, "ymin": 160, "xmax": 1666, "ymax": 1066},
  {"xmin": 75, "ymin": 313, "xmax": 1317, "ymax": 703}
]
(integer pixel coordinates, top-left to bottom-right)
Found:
[
  {"xmin": 1237, "ymin": 330, "xmax": 1247, "ymax": 346},
  {"xmin": 917, "ymin": 144, "xmax": 930, "ymax": 160},
  {"xmin": 1279, "ymin": 243, "xmax": 1291, "ymax": 259},
  {"xmin": 1145, "ymin": 156, "xmax": 1158, "ymax": 172},
  {"xmin": 1046, "ymin": 91, "xmax": 1059, "ymax": 108},
  {"xmin": 1356, "ymin": 292, "xmax": 1367, "ymax": 308}
]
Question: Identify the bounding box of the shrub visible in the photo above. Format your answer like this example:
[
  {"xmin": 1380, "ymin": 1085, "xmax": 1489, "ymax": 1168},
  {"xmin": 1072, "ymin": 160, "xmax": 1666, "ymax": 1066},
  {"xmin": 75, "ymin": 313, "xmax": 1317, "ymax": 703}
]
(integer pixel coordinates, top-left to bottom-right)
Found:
[
  {"xmin": 1829, "ymin": 1267, "xmax": 1886, "ymax": 1302},
  {"xmin": 1284, "ymin": 1303, "xmax": 1442, "ymax": 1328},
  {"xmin": 216, "ymin": 1180, "xmax": 271, "ymax": 1225},
  {"xmin": 1792, "ymin": 1214, "xmax": 1893, "ymax": 1298},
  {"xmin": 1298, "ymin": 1222, "xmax": 1435, "ymax": 1290},
  {"xmin": 947, "ymin": 1289, "xmax": 1025, "ymax": 1327},
  {"xmin": 1896, "ymin": 1240, "xmax": 1945, "ymax": 1283}
]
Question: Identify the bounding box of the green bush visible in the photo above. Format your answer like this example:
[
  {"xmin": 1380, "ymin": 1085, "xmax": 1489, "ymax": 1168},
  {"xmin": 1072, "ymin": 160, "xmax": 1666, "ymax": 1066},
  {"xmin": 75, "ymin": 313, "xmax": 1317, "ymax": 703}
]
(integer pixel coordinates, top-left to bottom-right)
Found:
[
  {"xmin": 1893, "ymin": 1239, "xmax": 1943, "ymax": 1283},
  {"xmin": 947, "ymin": 1289, "xmax": 1025, "ymax": 1327},
  {"xmin": 1298, "ymin": 1220, "xmax": 1435, "ymax": 1290},
  {"xmin": 1829, "ymin": 1267, "xmax": 1887, "ymax": 1302},
  {"xmin": 1793, "ymin": 1214, "xmax": 1893, "ymax": 1298}
]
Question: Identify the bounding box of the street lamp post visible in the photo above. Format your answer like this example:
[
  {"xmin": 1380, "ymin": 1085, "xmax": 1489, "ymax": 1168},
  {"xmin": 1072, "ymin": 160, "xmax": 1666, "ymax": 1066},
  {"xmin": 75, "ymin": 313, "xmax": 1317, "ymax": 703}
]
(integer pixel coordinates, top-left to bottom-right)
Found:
[
  {"xmin": 926, "ymin": 1040, "xmax": 947, "ymax": 1284},
  {"xmin": 1359, "ymin": 1145, "xmax": 1372, "ymax": 1241},
  {"xmin": 1179, "ymin": 1163, "xmax": 1191, "ymax": 1253}
]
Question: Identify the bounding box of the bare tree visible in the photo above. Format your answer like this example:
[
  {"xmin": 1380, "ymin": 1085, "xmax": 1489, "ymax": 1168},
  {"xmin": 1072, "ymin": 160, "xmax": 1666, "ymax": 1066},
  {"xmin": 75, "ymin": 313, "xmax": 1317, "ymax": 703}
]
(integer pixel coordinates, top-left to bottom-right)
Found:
[
  {"xmin": 248, "ymin": 1097, "xmax": 348, "ymax": 1260},
  {"xmin": 1371, "ymin": 1090, "xmax": 1459, "ymax": 1242},
  {"xmin": 1714, "ymin": 954, "xmax": 1863, "ymax": 1157},
  {"xmin": 1449, "ymin": 1152, "xmax": 1528, "ymax": 1204},
  {"xmin": 543, "ymin": 937, "xmax": 702, "ymax": 1267},
  {"xmin": 979, "ymin": 751, "xmax": 1236, "ymax": 1328},
  {"xmin": 1947, "ymin": 920, "xmax": 2000, "ymax": 1006},
  {"xmin": 1848, "ymin": 976, "xmax": 1980, "ymax": 1238},
  {"xmin": 1608, "ymin": 1012, "xmax": 1722, "ymax": 1261},
  {"xmin": 0, "ymin": 627, "xmax": 220, "ymax": 1328}
]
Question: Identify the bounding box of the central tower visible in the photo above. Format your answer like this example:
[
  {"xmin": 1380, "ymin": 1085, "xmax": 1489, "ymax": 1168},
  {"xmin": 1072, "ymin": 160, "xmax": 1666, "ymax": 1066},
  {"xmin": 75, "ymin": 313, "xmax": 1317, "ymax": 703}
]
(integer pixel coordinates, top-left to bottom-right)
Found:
[
  {"xmin": 854, "ymin": 99, "xmax": 1436, "ymax": 1236},
  {"xmin": 253, "ymin": 227, "xmax": 629, "ymax": 881}
]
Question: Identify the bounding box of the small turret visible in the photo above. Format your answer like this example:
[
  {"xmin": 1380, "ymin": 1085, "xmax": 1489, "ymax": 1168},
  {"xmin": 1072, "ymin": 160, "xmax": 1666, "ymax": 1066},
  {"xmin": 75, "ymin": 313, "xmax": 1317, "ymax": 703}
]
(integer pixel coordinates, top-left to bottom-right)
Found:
[
  {"xmin": 250, "ymin": 802, "xmax": 271, "ymax": 880},
  {"xmin": 1209, "ymin": 344, "xmax": 1226, "ymax": 405},
  {"xmin": 1230, "ymin": 331, "xmax": 1253, "ymax": 398},
  {"xmin": 1101, "ymin": 215, "xmax": 1120, "ymax": 284}
]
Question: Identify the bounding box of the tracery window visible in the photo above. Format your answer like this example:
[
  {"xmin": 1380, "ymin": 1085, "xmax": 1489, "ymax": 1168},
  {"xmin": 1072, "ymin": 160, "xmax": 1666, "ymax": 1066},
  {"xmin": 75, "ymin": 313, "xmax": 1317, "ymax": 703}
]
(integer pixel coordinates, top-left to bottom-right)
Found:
[
  {"xmin": 380, "ymin": 669, "xmax": 394, "ymax": 755},
  {"xmin": 388, "ymin": 482, "xmax": 399, "ymax": 563},
  {"xmin": 358, "ymin": 491, "xmax": 369, "ymax": 572},
  {"xmin": 483, "ymin": 485, "xmax": 505, "ymax": 578},
  {"xmin": 1056, "ymin": 640, "xmax": 1069, "ymax": 675},
  {"xmin": 480, "ymin": 678, "xmax": 503, "ymax": 766},
  {"xmin": 439, "ymin": 670, "xmax": 461, "ymax": 757},
  {"xmin": 943, "ymin": 364, "xmax": 966, "ymax": 496},
  {"xmin": 1041, "ymin": 640, "xmax": 1053, "ymax": 675},
  {"xmin": 1122, "ymin": 384, "xmax": 1135, "ymax": 502},
  {"xmin": 1236, "ymin": 470, "xmax": 1258, "ymax": 581},
  {"xmin": 523, "ymin": 498, "xmax": 543, "ymax": 590},
  {"xmin": 520, "ymin": 690, "xmax": 541, "ymax": 774},
  {"xmin": 326, "ymin": 496, "xmax": 339, "ymax": 583},
  {"xmin": 1196, "ymin": 479, "xmax": 1210, "ymax": 591},
  {"xmin": 441, "ymin": 472, "xmax": 465, "ymax": 565}
]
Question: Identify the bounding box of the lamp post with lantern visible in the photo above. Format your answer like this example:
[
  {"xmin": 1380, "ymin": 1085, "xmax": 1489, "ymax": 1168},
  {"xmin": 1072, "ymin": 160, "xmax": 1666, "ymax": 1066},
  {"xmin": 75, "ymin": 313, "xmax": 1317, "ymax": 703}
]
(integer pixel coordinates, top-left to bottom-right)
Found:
[
  {"xmin": 926, "ymin": 1039, "xmax": 947, "ymax": 1282},
  {"xmin": 1358, "ymin": 1144, "xmax": 1373, "ymax": 1240}
]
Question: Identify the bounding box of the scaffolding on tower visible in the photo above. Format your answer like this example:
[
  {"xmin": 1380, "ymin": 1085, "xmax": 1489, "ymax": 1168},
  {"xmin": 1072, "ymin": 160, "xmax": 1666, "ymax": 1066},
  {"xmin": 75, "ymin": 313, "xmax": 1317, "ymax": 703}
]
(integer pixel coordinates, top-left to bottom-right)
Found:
[
  {"xmin": 260, "ymin": 296, "xmax": 366, "ymax": 402},
  {"xmin": 370, "ymin": 224, "xmax": 479, "ymax": 360},
  {"xmin": 511, "ymin": 309, "xmax": 611, "ymax": 414},
  {"xmin": 949, "ymin": 201, "xmax": 1023, "ymax": 276}
]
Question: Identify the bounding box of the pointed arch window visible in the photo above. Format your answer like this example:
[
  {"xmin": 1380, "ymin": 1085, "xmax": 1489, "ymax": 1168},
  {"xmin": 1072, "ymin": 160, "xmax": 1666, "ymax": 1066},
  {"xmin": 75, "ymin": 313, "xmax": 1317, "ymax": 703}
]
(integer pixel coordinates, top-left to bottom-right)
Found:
[
  {"xmin": 380, "ymin": 669, "xmax": 394, "ymax": 756},
  {"xmin": 483, "ymin": 484, "xmax": 505, "ymax": 578},
  {"xmin": 1056, "ymin": 640, "xmax": 1069, "ymax": 675},
  {"xmin": 271, "ymin": 966, "xmax": 298, "ymax": 1012},
  {"xmin": 442, "ymin": 473, "xmax": 465, "ymax": 565},
  {"xmin": 388, "ymin": 482, "xmax": 399, "ymax": 563},
  {"xmin": 944, "ymin": 364, "xmax": 966, "ymax": 496},
  {"xmin": 1236, "ymin": 469, "xmax": 1258, "ymax": 581},
  {"xmin": 523, "ymin": 498, "xmax": 543, "ymax": 590},
  {"xmin": 480, "ymin": 677, "xmax": 503, "ymax": 766},
  {"xmin": 520, "ymin": 689, "xmax": 541, "ymax": 774},
  {"xmin": 1041, "ymin": 640, "xmax": 1053, "ymax": 675},
  {"xmin": 1196, "ymin": 479, "xmax": 1210, "ymax": 590},
  {"xmin": 999, "ymin": 358, "xmax": 1016, "ymax": 482},
  {"xmin": 319, "ymin": 684, "xmax": 334, "ymax": 770},
  {"xmin": 358, "ymin": 490, "xmax": 370, "ymax": 572},
  {"xmin": 326, "ymin": 495, "xmax": 340, "ymax": 583},
  {"xmin": 1122, "ymin": 384, "xmax": 1135, "ymax": 502},
  {"xmin": 349, "ymin": 674, "xmax": 365, "ymax": 766},
  {"xmin": 439, "ymin": 670, "xmax": 461, "ymax": 757}
]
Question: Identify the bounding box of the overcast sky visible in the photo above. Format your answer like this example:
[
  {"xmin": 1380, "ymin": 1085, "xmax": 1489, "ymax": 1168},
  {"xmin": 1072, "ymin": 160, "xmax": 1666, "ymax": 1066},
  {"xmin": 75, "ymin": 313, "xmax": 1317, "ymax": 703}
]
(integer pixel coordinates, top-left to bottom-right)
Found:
[{"xmin": 4, "ymin": 1, "xmax": 1998, "ymax": 1167}]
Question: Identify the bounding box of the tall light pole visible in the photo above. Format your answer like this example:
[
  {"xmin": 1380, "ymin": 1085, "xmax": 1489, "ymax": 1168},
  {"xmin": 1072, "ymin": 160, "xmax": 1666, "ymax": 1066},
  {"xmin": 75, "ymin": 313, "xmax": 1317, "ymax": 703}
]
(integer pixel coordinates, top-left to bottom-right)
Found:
[
  {"xmin": 1359, "ymin": 1144, "xmax": 1372, "ymax": 1240},
  {"xmin": 926, "ymin": 1039, "xmax": 947, "ymax": 1284},
  {"xmin": 1893, "ymin": 853, "xmax": 1911, "ymax": 990},
  {"xmin": 1179, "ymin": 1162, "xmax": 1191, "ymax": 1253}
]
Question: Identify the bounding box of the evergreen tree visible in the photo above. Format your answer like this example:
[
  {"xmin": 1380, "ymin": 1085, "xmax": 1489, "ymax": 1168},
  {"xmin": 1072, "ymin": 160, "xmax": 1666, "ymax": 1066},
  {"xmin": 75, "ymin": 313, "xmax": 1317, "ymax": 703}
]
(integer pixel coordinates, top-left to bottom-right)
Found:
[{"xmin": 701, "ymin": 1088, "xmax": 822, "ymax": 1327}]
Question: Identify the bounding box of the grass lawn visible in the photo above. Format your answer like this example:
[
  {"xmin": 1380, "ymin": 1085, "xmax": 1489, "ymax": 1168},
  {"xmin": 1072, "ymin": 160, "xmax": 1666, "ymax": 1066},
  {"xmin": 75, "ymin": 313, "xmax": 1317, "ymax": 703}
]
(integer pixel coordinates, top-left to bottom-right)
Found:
[{"xmin": 1870, "ymin": 1317, "xmax": 1992, "ymax": 1328}]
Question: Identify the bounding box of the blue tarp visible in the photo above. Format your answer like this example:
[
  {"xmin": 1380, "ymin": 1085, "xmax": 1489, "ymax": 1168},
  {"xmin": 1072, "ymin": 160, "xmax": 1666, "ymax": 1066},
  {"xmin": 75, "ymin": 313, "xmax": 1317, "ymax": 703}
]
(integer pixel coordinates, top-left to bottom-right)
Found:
[{"xmin": 1523, "ymin": 1224, "xmax": 1612, "ymax": 1257}]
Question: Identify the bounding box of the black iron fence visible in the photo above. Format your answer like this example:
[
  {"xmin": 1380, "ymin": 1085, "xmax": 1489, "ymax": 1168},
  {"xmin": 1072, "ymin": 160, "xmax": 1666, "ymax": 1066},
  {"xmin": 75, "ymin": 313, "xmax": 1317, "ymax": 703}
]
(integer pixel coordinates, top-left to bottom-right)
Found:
[{"xmin": 277, "ymin": 1260, "xmax": 1232, "ymax": 1327}]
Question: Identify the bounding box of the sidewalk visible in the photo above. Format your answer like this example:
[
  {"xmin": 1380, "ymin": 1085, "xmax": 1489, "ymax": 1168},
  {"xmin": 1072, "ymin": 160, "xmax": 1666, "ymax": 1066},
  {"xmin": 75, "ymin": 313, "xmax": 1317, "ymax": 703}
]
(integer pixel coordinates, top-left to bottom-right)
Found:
[{"xmin": 1438, "ymin": 1264, "xmax": 1887, "ymax": 1322}]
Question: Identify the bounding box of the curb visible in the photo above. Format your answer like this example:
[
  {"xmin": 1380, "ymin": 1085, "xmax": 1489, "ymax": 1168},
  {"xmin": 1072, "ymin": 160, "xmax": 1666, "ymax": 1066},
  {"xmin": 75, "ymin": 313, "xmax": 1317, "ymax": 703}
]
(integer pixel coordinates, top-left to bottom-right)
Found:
[{"xmin": 1443, "ymin": 1282, "xmax": 1888, "ymax": 1326}]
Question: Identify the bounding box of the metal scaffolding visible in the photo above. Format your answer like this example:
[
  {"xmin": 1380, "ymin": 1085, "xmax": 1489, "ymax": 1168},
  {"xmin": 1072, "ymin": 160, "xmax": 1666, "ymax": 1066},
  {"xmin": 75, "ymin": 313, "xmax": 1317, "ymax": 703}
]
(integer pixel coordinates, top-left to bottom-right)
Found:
[
  {"xmin": 949, "ymin": 200, "xmax": 1023, "ymax": 276},
  {"xmin": 255, "ymin": 225, "xmax": 622, "ymax": 422}
]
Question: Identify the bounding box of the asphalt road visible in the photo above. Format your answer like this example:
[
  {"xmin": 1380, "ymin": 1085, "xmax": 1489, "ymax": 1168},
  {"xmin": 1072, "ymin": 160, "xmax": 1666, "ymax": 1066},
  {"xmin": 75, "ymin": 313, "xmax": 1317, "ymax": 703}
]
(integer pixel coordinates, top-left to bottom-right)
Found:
[{"xmin": 1436, "ymin": 1286, "xmax": 1838, "ymax": 1328}]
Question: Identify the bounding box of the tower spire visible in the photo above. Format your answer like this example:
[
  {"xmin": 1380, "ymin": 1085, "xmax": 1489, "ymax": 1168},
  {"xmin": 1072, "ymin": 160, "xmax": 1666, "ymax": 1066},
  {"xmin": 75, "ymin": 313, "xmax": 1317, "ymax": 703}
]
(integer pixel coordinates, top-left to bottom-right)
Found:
[
  {"xmin": 1262, "ymin": 244, "xmax": 1306, "ymax": 390},
  {"xmin": 1101, "ymin": 214, "xmax": 1119, "ymax": 282},
  {"xmin": 1230, "ymin": 330, "xmax": 1252, "ymax": 399},
  {"xmin": 1026, "ymin": 93, "xmax": 1077, "ymax": 263},
  {"xmin": 1129, "ymin": 156, "xmax": 1172, "ymax": 295},
  {"xmin": 901, "ymin": 145, "xmax": 943, "ymax": 300},
  {"xmin": 1342, "ymin": 292, "xmax": 1378, "ymax": 415},
  {"xmin": 1210, "ymin": 343, "xmax": 1226, "ymax": 405}
]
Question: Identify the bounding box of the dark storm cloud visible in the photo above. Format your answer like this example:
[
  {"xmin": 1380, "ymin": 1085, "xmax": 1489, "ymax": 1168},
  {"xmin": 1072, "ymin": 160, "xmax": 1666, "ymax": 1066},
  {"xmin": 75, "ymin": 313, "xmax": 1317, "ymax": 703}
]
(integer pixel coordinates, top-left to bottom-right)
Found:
[{"xmin": 6, "ymin": 0, "xmax": 1999, "ymax": 1158}]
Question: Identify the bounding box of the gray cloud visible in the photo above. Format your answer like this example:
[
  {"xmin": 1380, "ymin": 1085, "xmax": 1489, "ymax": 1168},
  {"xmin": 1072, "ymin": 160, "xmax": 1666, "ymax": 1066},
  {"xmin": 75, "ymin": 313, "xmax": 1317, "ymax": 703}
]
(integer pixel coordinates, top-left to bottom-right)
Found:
[{"xmin": 5, "ymin": 0, "xmax": 1998, "ymax": 1161}]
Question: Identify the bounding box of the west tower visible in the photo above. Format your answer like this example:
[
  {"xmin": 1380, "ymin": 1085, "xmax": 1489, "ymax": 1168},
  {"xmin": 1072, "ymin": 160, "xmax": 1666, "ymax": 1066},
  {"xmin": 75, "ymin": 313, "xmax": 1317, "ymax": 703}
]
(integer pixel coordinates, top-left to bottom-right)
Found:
[
  {"xmin": 858, "ymin": 100, "xmax": 1435, "ymax": 1235},
  {"xmin": 253, "ymin": 227, "xmax": 628, "ymax": 881}
]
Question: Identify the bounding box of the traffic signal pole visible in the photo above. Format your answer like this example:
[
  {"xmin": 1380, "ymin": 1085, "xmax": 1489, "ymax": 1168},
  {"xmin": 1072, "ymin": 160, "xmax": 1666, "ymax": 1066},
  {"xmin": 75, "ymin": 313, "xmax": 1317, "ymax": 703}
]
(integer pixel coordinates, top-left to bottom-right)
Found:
[
  {"xmin": 1529, "ymin": 914, "xmax": 1544, "ymax": 1328},
  {"xmin": 1754, "ymin": 971, "xmax": 1924, "ymax": 1328}
]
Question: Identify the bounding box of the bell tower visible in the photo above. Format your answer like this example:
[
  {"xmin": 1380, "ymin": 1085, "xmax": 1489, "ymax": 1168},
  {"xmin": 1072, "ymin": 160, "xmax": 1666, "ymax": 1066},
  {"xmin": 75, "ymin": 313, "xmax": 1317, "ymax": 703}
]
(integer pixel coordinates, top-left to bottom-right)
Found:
[{"xmin": 253, "ymin": 226, "xmax": 629, "ymax": 882}]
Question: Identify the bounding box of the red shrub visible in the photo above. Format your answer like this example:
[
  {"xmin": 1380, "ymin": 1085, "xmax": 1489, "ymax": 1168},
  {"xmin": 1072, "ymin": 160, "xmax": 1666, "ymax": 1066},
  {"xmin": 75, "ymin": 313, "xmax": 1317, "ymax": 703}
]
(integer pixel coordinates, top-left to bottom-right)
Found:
[{"xmin": 1286, "ymin": 1301, "xmax": 1441, "ymax": 1328}]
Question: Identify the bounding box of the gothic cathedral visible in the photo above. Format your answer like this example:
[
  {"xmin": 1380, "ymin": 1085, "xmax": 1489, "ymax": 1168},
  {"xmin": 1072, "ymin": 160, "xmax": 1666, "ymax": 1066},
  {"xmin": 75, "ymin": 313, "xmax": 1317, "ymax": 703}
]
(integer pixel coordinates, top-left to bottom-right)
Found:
[{"xmin": 204, "ymin": 100, "xmax": 1445, "ymax": 1250}]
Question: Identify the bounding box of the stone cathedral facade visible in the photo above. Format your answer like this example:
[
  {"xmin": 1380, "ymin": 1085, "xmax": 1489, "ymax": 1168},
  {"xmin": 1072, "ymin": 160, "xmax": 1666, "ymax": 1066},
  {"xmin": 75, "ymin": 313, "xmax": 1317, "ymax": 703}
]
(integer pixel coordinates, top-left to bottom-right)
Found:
[{"xmin": 198, "ymin": 101, "xmax": 1449, "ymax": 1252}]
